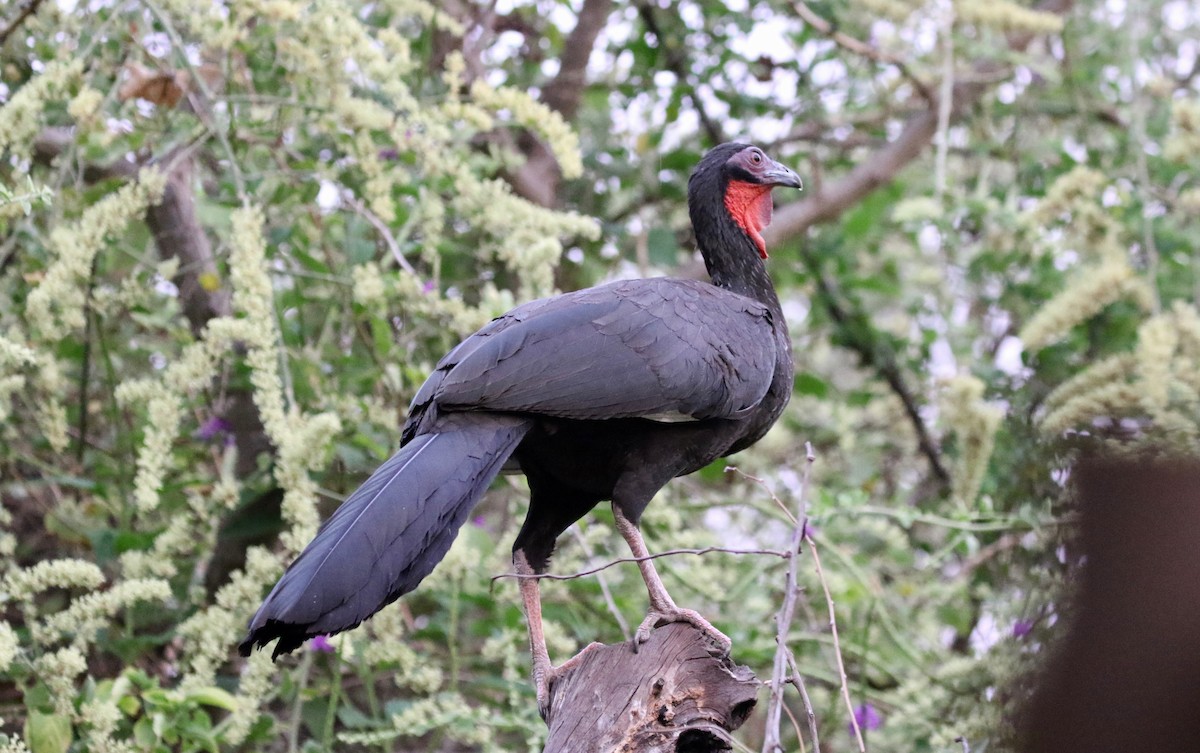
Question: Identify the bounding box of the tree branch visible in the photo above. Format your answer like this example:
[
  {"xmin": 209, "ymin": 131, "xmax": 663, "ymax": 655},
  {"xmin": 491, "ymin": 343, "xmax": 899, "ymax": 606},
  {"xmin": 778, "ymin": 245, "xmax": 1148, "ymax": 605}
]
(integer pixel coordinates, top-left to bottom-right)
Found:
[
  {"xmin": 506, "ymin": 0, "xmax": 615, "ymax": 207},
  {"xmin": 791, "ymin": 1, "xmax": 935, "ymax": 105},
  {"xmin": 540, "ymin": 0, "xmax": 613, "ymax": 121},
  {"xmin": 765, "ymin": 0, "xmax": 1074, "ymax": 246},
  {"xmin": 810, "ymin": 530, "xmax": 865, "ymax": 752},
  {"xmin": 543, "ymin": 623, "xmax": 759, "ymax": 753},
  {"xmin": 491, "ymin": 545, "xmax": 788, "ymax": 584},
  {"xmin": 32, "ymin": 128, "xmax": 269, "ymax": 480},
  {"xmin": 763, "ymin": 443, "xmax": 817, "ymax": 753},
  {"xmin": 0, "ymin": 0, "xmax": 46, "ymax": 46},
  {"xmin": 800, "ymin": 247, "xmax": 952, "ymax": 489},
  {"xmin": 33, "ymin": 128, "xmax": 231, "ymax": 334},
  {"xmin": 637, "ymin": 1, "xmax": 725, "ymax": 146}
]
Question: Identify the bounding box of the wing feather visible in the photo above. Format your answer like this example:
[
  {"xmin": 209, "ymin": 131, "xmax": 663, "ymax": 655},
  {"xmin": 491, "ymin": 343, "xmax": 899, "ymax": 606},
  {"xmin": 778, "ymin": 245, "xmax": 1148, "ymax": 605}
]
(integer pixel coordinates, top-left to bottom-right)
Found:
[{"xmin": 408, "ymin": 278, "xmax": 777, "ymax": 427}]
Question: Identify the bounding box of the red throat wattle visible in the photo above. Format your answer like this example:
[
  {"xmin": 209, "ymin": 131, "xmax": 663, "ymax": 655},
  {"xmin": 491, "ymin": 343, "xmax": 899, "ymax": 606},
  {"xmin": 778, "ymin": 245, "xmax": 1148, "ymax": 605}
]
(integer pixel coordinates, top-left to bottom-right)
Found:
[{"xmin": 723, "ymin": 179, "xmax": 775, "ymax": 259}]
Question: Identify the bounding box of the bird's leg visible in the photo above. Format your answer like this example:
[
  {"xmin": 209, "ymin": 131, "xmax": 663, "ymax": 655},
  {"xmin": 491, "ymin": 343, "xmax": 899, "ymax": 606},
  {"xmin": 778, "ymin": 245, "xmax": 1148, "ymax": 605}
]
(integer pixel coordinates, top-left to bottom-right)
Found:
[
  {"xmin": 513, "ymin": 549, "xmax": 602, "ymax": 721},
  {"xmin": 612, "ymin": 503, "xmax": 732, "ymax": 655}
]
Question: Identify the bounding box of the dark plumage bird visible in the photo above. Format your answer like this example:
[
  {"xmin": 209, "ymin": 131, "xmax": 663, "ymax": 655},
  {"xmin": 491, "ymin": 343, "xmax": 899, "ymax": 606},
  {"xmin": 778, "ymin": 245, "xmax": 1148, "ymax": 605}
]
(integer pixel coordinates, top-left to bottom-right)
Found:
[{"xmin": 240, "ymin": 142, "xmax": 802, "ymax": 716}]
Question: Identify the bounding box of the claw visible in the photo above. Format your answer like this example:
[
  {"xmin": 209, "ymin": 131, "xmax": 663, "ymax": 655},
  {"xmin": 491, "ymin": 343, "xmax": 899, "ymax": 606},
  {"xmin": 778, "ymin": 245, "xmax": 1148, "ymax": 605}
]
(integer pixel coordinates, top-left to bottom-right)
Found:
[{"xmin": 633, "ymin": 607, "xmax": 731, "ymax": 655}]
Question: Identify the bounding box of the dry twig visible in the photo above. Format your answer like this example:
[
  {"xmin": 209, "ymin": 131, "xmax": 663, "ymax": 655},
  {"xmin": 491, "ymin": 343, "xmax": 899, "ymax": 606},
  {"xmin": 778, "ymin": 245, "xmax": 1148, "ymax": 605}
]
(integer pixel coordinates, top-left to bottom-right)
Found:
[
  {"xmin": 569, "ymin": 524, "xmax": 631, "ymax": 641},
  {"xmin": 491, "ymin": 545, "xmax": 788, "ymax": 584},
  {"xmin": 786, "ymin": 650, "xmax": 820, "ymax": 751},
  {"xmin": 809, "ymin": 532, "xmax": 865, "ymax": 752},
  {"xmin": 763, "ymin": 443, "xmax": 819, "ymax": 753},
  {"xmin": 0, "ymin": 0, "xmax": 45, "ymax": 45},
  {"xmin": 339, "ymin": 189, "xmax": 417, "ymax": 275},
  {"xmin": 791, "ymin": 1, "xmax": 935, "ymax": 104},
  {"xmin": 766, "ymin": 0, "xmax": 1074, "ymax": 245}
]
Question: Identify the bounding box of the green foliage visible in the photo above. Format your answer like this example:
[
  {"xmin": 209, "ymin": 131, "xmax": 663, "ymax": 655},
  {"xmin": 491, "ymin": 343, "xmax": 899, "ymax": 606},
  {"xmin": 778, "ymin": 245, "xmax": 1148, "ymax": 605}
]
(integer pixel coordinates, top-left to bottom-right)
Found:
[{"xmin": 2, "ymin": 0, "xmax": 1198, "ymax": 751}]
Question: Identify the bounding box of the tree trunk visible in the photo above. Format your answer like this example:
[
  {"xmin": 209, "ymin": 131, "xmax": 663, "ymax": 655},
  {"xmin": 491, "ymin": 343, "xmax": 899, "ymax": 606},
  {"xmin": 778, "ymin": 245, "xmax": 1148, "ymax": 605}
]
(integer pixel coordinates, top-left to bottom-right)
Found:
[{"xmin": 543, "ymin": 623, "xmax": 759, "ymax": 753}]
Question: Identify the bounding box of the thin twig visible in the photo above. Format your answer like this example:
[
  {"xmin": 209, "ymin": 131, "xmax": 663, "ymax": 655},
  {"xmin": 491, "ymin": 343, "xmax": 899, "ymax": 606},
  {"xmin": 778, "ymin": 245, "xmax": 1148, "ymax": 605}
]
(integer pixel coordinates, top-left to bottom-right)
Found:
[
  {"xmin": 809, "ymin": 532, "xmax": 865, "ymax": 752},
  {"xmin": 792, "ymin": 1, "xmax": 935, "ymax": 105},
  {"xmin": 800, "ymin": 250, "xmax": 952, "ymax": 491},
  {"xmin": 286, "ymin": 650, "xmax": 314, "ymax": 753},
  {"xmin": 763, "ymin": 442, "xmax": 818, "ymax": 753},
  {"xmin": 339, "ymin": 189, "xmax": 417, "ymax": 275},
  {"xmin": 569, "ymin": 524, "xmax": 631, "ymax": 641},
  {"xmin": 934, "ymin": 0, "xmax": 955, "ymax": 202},
  {"xmin": 76, "ymin": 255, "xmax": 99, "ymax": 465},
  {"xmin": 491, "ymin": 546, "xmax": 788, "ymax": 584},
  {"xmin": 140, "ymin": 0, "xmax": 248, "ymax": 203},
  {"xmin": 786, "ymin": 649, "xmax": 821, "ymax": 752},
  {"xmin": 955, "ymin": 736, "xmax": 971, "ymax": 753},
  {"xmin": 0, "ymin": 0, "xmax": 45, "ymax": 45},
  {"xmin": 1126, "ymin": 7, "xmax": 1160, "ymax": 311},
  {"xmin": 637, "ymin": 1, "xmax": 724, "ymax": 145},
  {"xmin": 726, "ymin": 466, "xmax": 799, "ymax": 525},
  {"xmin": 782, "ymin": 699, "xmax": 807, "ymax": 753}
]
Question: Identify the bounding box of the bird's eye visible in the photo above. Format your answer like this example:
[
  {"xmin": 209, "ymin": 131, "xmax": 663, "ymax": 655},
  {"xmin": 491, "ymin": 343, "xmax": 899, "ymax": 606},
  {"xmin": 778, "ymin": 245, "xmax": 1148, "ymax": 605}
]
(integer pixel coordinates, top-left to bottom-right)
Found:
[{"xmin": 750, "ymin": 151, "xmax": 763, "ymax": 164}]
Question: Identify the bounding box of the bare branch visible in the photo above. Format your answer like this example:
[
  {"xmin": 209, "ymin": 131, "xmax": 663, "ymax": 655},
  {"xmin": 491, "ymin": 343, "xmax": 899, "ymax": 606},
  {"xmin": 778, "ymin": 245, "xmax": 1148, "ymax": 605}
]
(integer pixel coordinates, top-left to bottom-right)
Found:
[
  {"xmin": 802, "ymin": 252, "xmax": 952, "ymax": 489},
  {"xmin": 0, "ymin": 0, "xmax": 46, "ymax": 46},
  {"xmin": 764, "ymin": 104, "xmax": 941, "ymax": 245},
  {"xmin": 339, "ymin": 189, "xmax": 417, "ymax": 275},
  {"xmin": 763, "ymin": 443, "xmax": 819, "ymax": 753},
  {"xmin": 765, "ymin": 0, "xmax": 1075, "ymax": 245},
  {"xmin": 541, "ymin": 0, "xmax": 614, "ymax": 121},
  {"xmin": 147, "ymin": 157, "xmax": 233, "ymax": 333},
  {"xmin": 569, "ymin": 523, "xmax": 631, "ymax": 641},
  {"xmin": 507, "ymin": 0, "xmax": 614, "ymax": 207},
  {"xmin": 934, "ymin": 5, "xmax": 955, "ymax": 202},
  {"xmin": 809, "ymin": 531, "xmax": 864, "ymax": 752},
  {"xmin": 637, "ymin": 1, "xmax": 724, "ymax": 145},
  {"xmin": 491, "ymin": 546, "xmax": 788, "ymax": 584},
  {"xmin": 791, "ymin": 1, "xmax": 935, "ymax": 104},
  {"xmin": 786, "ymin": 649, "xmax": 821, "ymax": 752}
]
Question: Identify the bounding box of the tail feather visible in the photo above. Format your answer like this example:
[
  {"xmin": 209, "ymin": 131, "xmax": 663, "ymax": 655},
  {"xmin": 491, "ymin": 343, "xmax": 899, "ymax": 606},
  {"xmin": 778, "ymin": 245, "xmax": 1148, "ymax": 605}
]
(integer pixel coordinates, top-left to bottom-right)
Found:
[{"xmin": 239, "ymin": 414, "xmax": 530, "ymax": 658}]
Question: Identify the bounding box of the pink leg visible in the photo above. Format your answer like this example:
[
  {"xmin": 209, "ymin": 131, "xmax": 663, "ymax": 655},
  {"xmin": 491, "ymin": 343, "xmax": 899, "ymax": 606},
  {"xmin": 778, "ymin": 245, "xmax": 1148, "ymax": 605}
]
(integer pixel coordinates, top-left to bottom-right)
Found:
[
  {"xmin": 514, "ymin": 550, "xmax": 602, "ymax": 720},
  {"xmin": 611, "ymin": 504, "xmax": 731, "ymax": 654}
]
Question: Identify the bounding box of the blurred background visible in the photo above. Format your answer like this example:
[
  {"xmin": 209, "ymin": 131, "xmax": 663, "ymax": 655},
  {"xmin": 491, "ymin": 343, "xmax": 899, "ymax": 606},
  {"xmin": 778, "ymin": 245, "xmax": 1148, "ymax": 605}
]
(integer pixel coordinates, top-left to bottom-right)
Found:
[{"xmin": 1, "ymin": 0, "xmax": 1198, "ymax": 750}]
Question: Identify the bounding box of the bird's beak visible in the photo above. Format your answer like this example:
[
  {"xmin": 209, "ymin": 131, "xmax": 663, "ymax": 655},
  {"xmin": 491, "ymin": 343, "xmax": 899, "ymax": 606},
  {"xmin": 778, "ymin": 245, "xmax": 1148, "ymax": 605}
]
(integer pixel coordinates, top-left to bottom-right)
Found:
[{"xmin": 762, "ymin": 160, "xmax": 803, "ymax": 190}]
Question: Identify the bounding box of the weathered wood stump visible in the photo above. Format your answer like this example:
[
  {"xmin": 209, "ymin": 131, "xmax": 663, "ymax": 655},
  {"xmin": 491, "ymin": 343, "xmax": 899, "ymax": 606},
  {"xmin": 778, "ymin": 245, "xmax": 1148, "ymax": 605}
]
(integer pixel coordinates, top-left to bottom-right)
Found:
[{"xmin": 542, "ymin": 623, "xmax": 759, "ymax": 753}]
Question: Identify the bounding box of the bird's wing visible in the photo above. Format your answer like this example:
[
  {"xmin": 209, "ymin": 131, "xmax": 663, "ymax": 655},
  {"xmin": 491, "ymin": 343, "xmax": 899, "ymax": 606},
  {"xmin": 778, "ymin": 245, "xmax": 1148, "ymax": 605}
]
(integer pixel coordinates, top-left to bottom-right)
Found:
[{"xmin": 404, "ymin": 278, "xmax": 778, "ymax": 432}]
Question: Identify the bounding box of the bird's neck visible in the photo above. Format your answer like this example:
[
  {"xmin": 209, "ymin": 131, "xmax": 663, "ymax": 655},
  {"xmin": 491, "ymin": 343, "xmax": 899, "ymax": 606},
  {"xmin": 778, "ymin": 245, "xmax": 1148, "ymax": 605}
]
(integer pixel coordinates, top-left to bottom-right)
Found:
[{"xmin": 701, "ymin": 239, "xmax": 783, "ymax": 317}]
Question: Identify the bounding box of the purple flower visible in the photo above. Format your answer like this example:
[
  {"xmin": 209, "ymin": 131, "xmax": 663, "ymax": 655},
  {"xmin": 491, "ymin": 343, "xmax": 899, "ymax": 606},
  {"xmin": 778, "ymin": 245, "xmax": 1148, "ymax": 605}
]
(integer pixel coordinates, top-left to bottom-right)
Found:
[
  {"xmin": 471, "ymin": 515, "xmax": 486, "ymax": 527},
  {"xmin": 194, "ymin": 416, "xmax": 232, "ymax": 442},
  {"xmin": 421, "ymin": 280, "xmax": 436, "ymax": 294},
  {"xmin": 849, "ymin": 703, "xmax": 882, "ymax": 734},
  {"xmin": 1012, "ymin": 619, "xmax": 1034, "ymax": 639},
  {"xmin": 378, "ymin": 148, "xmax": 399, "ymax": 161},
  {"xmin": 308, "ymin": 635, "xmax": 335, "ymax": 653}
]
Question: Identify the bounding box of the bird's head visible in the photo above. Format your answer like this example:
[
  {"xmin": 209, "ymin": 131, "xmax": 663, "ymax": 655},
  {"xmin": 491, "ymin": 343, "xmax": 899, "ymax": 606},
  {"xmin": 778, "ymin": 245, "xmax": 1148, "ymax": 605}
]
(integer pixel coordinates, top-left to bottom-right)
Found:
[{"xmin": 688, "ymin": 143, "xmax": 802, "ymax": 260}]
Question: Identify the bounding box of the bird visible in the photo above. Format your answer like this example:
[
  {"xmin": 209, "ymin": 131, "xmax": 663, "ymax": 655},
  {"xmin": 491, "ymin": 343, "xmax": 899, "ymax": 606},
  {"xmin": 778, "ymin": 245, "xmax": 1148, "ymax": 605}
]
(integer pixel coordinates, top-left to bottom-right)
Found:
[{"xmin": 239, "ymin": 142, "xmax": 802, "ymax": 718}]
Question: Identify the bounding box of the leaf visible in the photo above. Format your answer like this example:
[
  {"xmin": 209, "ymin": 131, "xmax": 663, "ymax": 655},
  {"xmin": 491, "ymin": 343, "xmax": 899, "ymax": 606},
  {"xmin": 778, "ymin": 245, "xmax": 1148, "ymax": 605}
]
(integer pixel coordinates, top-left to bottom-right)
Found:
[
  {"xmin": 794, "ymin": 372, "xmax": 829, "ymax": 398},
  {"xmin": 133, "ymin": 717, "xmax": 156, "ymax": 748},
  {"xmin": 24, "ymin": 711, "xmax": 72, "ymax": 753},
  {"xmin": 184, "ymin": 686, "xmax": 239, "ymax": 711}
]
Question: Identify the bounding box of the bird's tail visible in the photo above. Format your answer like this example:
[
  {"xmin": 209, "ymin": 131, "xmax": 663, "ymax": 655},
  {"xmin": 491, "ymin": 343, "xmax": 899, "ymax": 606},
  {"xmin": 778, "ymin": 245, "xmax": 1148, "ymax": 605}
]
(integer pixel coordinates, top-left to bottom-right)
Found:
[{"xmin": 239, "ymin": 414, "xmax": 531, "ymax": 658}]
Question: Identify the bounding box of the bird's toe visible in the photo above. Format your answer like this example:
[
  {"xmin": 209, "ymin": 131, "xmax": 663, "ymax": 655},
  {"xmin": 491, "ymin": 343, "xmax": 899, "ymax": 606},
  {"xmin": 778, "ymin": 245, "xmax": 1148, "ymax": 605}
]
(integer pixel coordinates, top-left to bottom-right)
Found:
[{"xmin": 635, "ymin": 607, "xmax": 731, "ymax": 655}]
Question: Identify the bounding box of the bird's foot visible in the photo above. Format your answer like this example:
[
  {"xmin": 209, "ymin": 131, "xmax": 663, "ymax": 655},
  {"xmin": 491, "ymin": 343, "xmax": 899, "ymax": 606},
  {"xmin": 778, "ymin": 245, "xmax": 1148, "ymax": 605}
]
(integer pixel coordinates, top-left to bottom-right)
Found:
[
  {"xmin": 634, "ymin": 606, "xmax": 731, "ymax": 655},
  {"xmin": 534, "ymin": 641, "xmax": 605, "ymax": 722}
]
